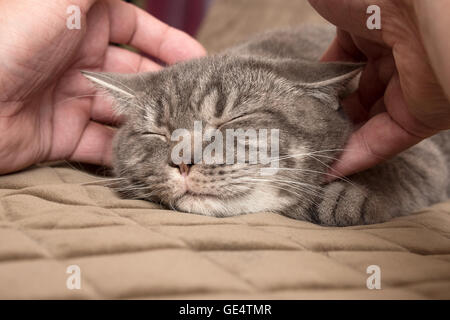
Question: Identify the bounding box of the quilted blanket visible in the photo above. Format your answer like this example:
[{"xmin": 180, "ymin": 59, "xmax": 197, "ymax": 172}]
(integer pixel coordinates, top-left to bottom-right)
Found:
[{"xmin": 0, "ymin": 164, "xmax": 449, "ymax": 299}]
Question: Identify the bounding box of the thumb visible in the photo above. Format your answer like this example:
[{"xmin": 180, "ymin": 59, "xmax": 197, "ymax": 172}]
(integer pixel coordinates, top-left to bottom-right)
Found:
[{"xmin": 327, "ymin": 112, "xmax": 423, "ymax": 180}]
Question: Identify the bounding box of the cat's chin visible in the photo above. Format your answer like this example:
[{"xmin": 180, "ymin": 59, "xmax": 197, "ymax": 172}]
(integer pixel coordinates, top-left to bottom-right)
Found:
[
  {"xmin": 174, "ymin": 193, "xmax": 239, "ymax": 217},
  {"xmin": 173, "ymin": 186, "xmax": 296, "ymax": 218}
]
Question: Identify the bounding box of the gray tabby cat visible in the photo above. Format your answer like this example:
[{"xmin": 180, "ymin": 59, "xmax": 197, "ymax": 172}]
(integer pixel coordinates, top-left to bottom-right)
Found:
[{"xmin": 83, "ymin": 25, "xmax": 450, "ymax": 226}]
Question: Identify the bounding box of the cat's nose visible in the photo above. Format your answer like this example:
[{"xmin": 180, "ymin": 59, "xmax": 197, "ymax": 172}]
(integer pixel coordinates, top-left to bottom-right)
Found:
[
  {"xmin": 168, "ymin": 159, "xmax": 192, "ymax": 176},
  {"xmin": 178, "ymin": 162, "xmax": 191, "ymax": 176}
]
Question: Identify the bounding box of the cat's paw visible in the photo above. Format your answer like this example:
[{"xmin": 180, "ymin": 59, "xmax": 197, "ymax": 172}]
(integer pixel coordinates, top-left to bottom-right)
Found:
[{"xmin": 317, "ymin": 181, "xmax": 390, "ymax": 226}]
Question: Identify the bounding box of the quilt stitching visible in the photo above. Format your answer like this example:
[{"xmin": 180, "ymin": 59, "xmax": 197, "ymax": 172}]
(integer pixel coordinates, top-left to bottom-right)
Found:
[{"xmin": 0, "ymin": 165, "xmax": 449, "ymax": 299}]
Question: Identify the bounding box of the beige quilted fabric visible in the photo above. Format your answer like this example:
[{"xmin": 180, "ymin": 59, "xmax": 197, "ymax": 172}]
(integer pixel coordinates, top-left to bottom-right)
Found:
[{"xmin": 0, "ymin": 164, "xmax": 449, "ymax": 299}]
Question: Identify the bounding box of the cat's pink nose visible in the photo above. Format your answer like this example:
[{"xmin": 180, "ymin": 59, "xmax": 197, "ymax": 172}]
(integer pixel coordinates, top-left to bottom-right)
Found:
[{"xmin": 178, "ymin": 162, "xmax": 191, "ymax": 176}]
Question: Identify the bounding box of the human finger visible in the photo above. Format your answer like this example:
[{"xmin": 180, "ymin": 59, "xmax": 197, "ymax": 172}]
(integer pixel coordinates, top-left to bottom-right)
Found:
[{"xmin": 106, "ymin": 0, "xmax": 206, "ymax": 64}]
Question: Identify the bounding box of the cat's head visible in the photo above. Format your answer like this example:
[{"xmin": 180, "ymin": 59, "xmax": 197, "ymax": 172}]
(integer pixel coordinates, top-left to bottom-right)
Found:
[{"xmin": 82, "ymin": 55, "xmax": 361, "ymax": 219}]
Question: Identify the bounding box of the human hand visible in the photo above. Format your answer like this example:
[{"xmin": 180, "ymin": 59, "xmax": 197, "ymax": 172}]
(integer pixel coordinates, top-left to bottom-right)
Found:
[
  {"xmin": 308, "ymin": 0, "xmax": 450, "ymax": 178},
  {"xmin": 0, "ymin": 0, "xmax": 205, "ymax": 174}
]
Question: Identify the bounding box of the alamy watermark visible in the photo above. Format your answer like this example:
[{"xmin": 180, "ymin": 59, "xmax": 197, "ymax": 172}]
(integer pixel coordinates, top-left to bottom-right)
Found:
[
  {"xmin": 366, "ymin": 265, "xmax": 381, "ymax": 290},
  {"xmin": 367, "ymin": 5, "xmax": 381, "ymax": 30},
  {"xmin": 66, "ymin": 4, "xmax": 381, "ymax": 31},
  {"xmin": 66, "ymin": 264, "xmax": 81, "ymax": 290},
  {"xmin": 66, "ymin": 5, "xmax": 81, "ymax": 30},
  {"xmin": 64, "ymin": 264, "xmax": 381, "ymax": 291}
]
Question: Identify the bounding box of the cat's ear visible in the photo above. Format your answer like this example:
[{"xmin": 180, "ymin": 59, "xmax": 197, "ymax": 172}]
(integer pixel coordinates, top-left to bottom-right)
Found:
[
  {"xmin": 81, "ymin": 71, "xmax": 147, "ymax": 114},
  {"xmin": 296, "ymin": 62, "xmax": 363, "ymax": 110},
  {"xmin": 270, "ymin": 60, "xmax": 363, "ymax": 110}
]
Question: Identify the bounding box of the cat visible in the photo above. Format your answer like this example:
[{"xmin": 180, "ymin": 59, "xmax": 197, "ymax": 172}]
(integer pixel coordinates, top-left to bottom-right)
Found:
[{"xmin": 82, "ymin": 25, "xmax": 450, "ymax": 226}]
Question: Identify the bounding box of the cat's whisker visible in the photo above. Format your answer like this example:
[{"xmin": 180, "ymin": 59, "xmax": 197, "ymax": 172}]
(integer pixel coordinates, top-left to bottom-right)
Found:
[
  {"xmin": 169, "ymin": 199, "xmax": 177, "ymax": 211},
  {"xmin": 268, "ymin": 151, "xmax": 339, "ymax": 163},
  {"xmin": 56, "ymin": 93, "xmax": 111, "ymax": 105},
  {"xmin": 116, "ymin": 185, "xmax": 151, "ymax": 192},
  {"xmin": 241, "ymin": 180, "xmax": 305, "ymax": 201},
  {"xmin": 262, "ymin": 152, "xmax": 355, "ymax": 187},
  {"xmin": 58, "ymin": 160, "xmax": 116, "ymax": 181},
  {"xmin": 247, "ymin": 181, "xmax": 320, "ymax": 208},
  {"xmin": 248, "ymin": 178, "xmax": 321, "ymax": 196},
  {"xmin": 241, "ymin": 176, "xmax": 322, "ymax": 205},
  {"xmin": 267, "ymin": 148, "xmax": 354, "ymax": 164},
  {"xmin": 243, "ymin": 174, "xmax": 328, "ymax": 199},
  {"xmin": 304, "ymin": 154, "xmax": 356, "ymax": 186},
  {"xmin": 79, "ymin": 177, "xmax": 126, "ymax": 186},
  {"xmin": 262, "ymin": 167, "xmax": 350, "ymax": 184},
  {"xmin": 245, "ymin": 173, "xmax": 345, "ymax": 200},
  {"xmin": 139, "ymin": 186, "xmax": 166, "ymax": 200}
]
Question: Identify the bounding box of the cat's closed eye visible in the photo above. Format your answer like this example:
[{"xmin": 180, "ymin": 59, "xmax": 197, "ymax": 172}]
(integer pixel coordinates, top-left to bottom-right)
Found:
[
  {"xmin": 218, "ymin": 113, "xmax": 252, "ymax": 129},
  {"xmin": 141, "ymin": 132, "xmax": 167, "ymax": 141}
]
